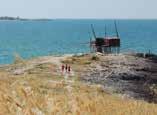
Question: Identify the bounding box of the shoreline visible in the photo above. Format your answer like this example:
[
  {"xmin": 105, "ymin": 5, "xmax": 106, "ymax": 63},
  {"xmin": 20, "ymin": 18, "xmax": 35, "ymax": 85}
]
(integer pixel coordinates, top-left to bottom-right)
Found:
[
  {"xmin": 1, "ymin": 53, "xmax": 157, "ymax": 99},
  {"xmin": 3, "ymin": 51, "xmax": 156, "ymax": 64}
]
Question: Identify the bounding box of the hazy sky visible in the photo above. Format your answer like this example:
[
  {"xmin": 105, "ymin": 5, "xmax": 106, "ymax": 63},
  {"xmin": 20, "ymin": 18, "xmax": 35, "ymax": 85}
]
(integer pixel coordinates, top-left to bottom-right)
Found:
[{"xmin": 0, "ymin": 0, "xmax": 156, "ymax": 19}]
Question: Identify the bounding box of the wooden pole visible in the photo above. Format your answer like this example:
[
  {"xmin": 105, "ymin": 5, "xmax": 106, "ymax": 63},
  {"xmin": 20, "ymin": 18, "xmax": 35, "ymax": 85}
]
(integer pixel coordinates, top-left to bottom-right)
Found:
[
  {"xmin": 114, "ymin": 20, "xmax": 119, "ymax": 38},
  {"xmin": 105, "ymin": 25, "xmax": 107, "ymax": 38},
  {"xmin": 91, "ymin": 24, "xmax": 97, "ymax": 39}
]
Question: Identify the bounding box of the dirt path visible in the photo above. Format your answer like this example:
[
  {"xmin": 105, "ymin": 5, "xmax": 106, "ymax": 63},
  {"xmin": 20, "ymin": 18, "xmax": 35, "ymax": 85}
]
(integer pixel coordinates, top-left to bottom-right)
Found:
[{"xmin": 39, "ymin": 55, "xmax": 75, "ymax": 77}]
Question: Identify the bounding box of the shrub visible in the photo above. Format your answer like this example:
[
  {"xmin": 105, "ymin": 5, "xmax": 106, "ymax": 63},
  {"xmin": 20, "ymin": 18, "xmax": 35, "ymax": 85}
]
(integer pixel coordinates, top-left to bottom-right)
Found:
[{"xmin": 91, "ymin": 55, "xmax": 99, "ymax": 61}]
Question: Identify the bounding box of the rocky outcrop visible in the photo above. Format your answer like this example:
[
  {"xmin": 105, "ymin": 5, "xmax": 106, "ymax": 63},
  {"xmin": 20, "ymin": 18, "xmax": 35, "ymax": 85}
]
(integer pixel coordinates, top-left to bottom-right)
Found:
[{"xmin": 81, "ymin": 54, "xmax": 157, "ymax": 103}]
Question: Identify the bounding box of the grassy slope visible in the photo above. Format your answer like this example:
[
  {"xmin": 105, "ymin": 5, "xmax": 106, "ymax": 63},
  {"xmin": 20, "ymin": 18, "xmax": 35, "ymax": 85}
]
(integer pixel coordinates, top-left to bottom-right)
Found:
[{"xmin": 0, "ymin": 54, "xmax": 157, "ymax": 115}]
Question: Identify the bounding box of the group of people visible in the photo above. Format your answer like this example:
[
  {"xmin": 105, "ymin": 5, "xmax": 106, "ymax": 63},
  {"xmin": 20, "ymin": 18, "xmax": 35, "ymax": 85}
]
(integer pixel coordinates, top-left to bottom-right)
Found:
[{"xmin": 61, "ymin": 64, "xmax": 71, "ymax": 73}]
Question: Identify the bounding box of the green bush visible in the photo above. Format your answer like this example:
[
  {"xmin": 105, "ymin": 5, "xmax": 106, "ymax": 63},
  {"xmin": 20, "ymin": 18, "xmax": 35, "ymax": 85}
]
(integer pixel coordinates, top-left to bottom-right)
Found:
[{"xmin": 91, "ymin": 55, "xmax": 99, "ymax": 61}]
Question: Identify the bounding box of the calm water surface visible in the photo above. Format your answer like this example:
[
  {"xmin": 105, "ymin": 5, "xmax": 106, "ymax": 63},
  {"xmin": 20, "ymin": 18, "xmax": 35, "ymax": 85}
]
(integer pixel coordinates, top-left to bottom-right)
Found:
[{"xmin": 0, "ymin": 19, "xmax": 157, "ymax": 64}]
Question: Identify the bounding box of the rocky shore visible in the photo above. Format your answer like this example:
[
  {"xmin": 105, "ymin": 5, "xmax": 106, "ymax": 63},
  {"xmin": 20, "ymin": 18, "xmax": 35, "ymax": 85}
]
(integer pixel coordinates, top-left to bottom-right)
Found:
[
  {"xmin": 80, "ymin": 53, "xmax": 157, "ymax": 103},
  {"xmin": 1, "ymin": 52, "xmax": 157, "ymax": 103}
]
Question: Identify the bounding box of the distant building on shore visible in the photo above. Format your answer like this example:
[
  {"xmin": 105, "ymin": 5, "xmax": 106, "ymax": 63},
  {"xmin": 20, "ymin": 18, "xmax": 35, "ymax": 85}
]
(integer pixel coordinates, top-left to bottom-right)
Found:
[{"xmin": 90, "ymin": 21, "xmax": 121, "ymax": 54}]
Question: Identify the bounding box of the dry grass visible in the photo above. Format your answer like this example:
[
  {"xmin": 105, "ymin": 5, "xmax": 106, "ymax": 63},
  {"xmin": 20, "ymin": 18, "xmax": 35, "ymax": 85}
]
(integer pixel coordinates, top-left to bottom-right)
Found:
[
  {"xmin": 62, "ymin": 54, "xmax": 98, "ymax": 76},
  {"xmin": 0, "ymin": 71, "xmax": 157, "ymax": 115},
  {"xmin": 0, "ymin": 54, "xmax": 157, "ymax": 115}
]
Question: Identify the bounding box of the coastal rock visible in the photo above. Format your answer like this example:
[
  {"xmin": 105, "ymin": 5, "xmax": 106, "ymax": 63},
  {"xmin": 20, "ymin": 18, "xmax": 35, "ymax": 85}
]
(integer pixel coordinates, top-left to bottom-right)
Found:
[
  {"xmin": 81, "ymin": 54, "xmax": 157, "ymax": 103},
  {"xmin": 13, "ymin": 69, "xmax": 25, "ymax": 75}
]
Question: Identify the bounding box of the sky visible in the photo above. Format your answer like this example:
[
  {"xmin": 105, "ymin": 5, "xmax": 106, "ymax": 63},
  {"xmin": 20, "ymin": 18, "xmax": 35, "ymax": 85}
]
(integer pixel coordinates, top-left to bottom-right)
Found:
[{"xmin": 0, "ymin": 0, "xmax": 156, "ymax": 19}]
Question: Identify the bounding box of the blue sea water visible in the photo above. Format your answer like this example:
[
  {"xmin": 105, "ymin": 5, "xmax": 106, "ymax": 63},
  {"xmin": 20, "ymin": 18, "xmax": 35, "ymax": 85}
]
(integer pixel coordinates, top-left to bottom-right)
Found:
[{"xmin": 0, "ymin": 19, "xmax": 157, "ymax": 64}]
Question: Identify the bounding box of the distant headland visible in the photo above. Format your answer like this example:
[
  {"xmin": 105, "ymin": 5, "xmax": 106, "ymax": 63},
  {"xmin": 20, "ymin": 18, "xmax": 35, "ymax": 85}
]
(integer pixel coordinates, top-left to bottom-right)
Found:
[{"xmin": 0, "ymin": 16, "xmax": 52, "ymax": 21}]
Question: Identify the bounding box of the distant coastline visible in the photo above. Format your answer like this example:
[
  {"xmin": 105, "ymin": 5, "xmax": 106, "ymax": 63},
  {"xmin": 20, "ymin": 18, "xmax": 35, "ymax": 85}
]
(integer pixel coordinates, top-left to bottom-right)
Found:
[
  {"xmin": 0, "ymin": 16, "xmax": 52, "ymax": 21},
  {"xmin": 0, "ymin": 17, "xmax": 157, "ymax": 21}
]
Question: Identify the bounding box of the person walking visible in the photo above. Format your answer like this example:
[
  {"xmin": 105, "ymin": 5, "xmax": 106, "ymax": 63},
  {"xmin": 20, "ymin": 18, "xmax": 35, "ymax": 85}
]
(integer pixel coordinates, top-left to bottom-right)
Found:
[
  {"xmin": 65, "ymin": 64, "xmax": 68, "ymax": 72},
  {"xmin": 61, "ymin": 64, "xmax": 65, "ymax": 73},
  {"xmin": 68, "ymin": 65, "xmax": 71, "ymax": 74}
]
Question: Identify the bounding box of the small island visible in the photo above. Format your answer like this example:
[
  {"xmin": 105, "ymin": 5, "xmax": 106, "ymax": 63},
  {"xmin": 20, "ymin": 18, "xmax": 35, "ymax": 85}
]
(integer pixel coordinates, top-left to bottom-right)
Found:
[{"xmin": 0, "ymin": 16, "xmax": 52, "ymax": 21}]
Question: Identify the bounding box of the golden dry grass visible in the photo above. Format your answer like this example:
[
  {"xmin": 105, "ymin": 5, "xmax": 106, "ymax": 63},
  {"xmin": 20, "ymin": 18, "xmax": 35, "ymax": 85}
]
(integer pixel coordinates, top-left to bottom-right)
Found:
[
  {"xmin": 0, "ymin": 54, "xmax": 157, "ymax": 115},
  {"xmin": 0, "ymin": 71, "xmax": 157, "ymax": 115}
]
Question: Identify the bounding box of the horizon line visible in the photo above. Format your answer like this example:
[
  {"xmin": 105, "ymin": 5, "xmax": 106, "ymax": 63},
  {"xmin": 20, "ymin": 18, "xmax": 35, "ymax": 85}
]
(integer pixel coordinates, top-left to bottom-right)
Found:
[{"xmin": 1, "ymin": 16, "xmax": 157, "ymax": 20}]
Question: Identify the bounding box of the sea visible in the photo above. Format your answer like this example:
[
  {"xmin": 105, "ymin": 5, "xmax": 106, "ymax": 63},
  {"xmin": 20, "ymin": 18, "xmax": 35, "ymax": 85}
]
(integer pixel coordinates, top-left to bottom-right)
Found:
[{"xmin": 0, "ymin": 19, "xmax": 157, "ymax": 64}]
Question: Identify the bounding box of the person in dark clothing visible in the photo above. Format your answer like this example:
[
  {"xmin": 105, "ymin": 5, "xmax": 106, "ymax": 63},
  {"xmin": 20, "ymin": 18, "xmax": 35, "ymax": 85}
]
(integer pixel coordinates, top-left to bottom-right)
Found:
[
  {"xmin": 65, "ymin": 64, "xmax": 68, "ymax": 72},
  {"xmin": 68, "ymin": 65, "xmax": 71, "ymax": 74},
  {"xmin": 61, "ymin": 65, "xmax": 65, "ymax": 73}
]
